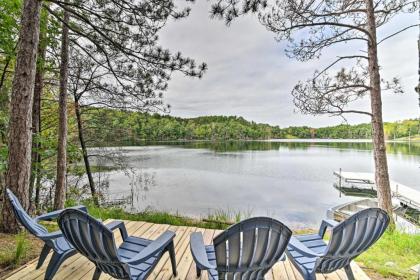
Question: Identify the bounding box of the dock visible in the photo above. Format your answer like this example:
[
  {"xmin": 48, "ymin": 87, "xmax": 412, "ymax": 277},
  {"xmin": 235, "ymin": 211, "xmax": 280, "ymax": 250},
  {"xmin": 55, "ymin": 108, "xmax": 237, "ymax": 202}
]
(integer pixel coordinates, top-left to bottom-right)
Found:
[
  {"xmin": 334, "ymin": 171, "xmax": 420, "ymax": 210},
  {"xmin": 2, "ymin": 220, "xmax": 370, "ymax": 280}
]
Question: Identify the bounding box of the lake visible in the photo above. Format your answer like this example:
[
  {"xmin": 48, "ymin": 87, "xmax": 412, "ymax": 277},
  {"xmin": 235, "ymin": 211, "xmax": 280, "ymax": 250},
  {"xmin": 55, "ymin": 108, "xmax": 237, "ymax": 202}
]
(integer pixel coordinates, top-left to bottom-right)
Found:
[{"xmin": 96, "ymin": 140, "xmax": 420, "ymax": 228}]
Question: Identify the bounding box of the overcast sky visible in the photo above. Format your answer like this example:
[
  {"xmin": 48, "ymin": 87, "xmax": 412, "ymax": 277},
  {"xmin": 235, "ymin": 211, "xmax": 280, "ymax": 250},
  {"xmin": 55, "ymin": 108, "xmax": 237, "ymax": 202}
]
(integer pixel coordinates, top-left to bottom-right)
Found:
[{"xmin": 159, "ymin": 2, "xmax": 419, "ymax": 128}]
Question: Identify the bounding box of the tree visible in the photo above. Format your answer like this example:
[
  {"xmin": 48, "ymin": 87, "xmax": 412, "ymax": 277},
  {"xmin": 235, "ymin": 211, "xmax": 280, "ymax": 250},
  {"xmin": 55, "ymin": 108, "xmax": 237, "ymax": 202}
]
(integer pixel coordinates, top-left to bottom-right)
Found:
[
  {"xmin": 54, "ymin": 5, "xmax": 70, "ymax": 210},
  {"xmin": 1, "ymin": 0, "xmax": 41, "ymax": 233},
  {"xmin": 30, "ymin": 7, "xmax": 50, "ymax": 211},
  {"xmin": 43, "ymin": 1, "xmax": 207, "ymax": 95},
  {"xmin": 211, "ymin": 0, "xmax": 418, "ymax": 222}
]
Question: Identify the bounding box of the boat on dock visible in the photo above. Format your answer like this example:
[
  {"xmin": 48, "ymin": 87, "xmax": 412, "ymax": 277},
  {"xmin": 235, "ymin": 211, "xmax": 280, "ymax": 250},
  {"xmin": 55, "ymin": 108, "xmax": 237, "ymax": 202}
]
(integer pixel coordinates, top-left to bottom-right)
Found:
[
  {"xmin": 327, "ymin": 198, "xmax": 420, "ymax": 234},
  {"xmin": 331, "ymin": 171, "xmax": 420, "ymax": 234},
  {"xmin": 333, "ymin": 171, "xmax": 420, "ymax": 210}
]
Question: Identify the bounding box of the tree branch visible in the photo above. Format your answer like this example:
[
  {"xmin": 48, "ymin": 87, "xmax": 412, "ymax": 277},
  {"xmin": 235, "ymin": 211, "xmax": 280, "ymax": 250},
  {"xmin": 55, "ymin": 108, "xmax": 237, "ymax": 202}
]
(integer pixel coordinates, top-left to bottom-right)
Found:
[
  {"xmin": 377, "ymin": 24, "xmax": 419, "ymax": 45},
  {"xmin": 314, "ymin": 55, "xmax": 369, "ymax": 79}
]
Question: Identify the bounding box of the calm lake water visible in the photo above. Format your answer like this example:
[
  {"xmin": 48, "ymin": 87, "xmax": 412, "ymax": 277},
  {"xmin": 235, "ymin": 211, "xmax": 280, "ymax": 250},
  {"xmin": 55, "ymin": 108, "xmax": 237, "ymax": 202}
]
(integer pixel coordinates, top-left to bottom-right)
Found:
[{"xmin": 98, "ymin": 140, "xmax": 420, "ymax": 228}]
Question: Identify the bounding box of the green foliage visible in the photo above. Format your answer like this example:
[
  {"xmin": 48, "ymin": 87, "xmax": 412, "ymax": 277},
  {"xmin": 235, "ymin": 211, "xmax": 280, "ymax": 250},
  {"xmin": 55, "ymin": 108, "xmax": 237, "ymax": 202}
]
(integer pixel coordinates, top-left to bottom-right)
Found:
[
  {"xmin": 317, "ymin": 119, "xmax": 420, "ymax": 140},
  {"xmin": 83, "ymin": 108, "xmax": 420, "ymax": 145},
  {"xmin": 84, "ymin": 110, "xmax": 280, "ymax": 144},
  {"xmin": 0, "ymin": 0, "xmax": 21, "ymax": 156},
  {"xmin": 0, "ymin": 0, "xmax": 21, "ymax": 57},
  {"xmin": 357, "ymin": 230, "xmax": 420, "ymax": 279}
]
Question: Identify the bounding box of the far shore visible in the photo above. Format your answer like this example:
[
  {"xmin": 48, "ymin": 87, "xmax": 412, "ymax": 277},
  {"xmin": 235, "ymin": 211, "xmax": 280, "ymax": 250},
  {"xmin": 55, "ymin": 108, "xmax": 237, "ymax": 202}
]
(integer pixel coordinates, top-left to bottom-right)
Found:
[{"xmin": 87, "ymin": 138, "xmax": 420, "ymax": 149}]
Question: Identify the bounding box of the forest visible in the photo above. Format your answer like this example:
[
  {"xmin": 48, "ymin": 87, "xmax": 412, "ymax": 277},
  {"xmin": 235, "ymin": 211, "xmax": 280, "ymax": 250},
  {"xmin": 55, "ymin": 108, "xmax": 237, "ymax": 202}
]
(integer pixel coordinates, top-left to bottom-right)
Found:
[{"xmin": 83, "ymin": 109, "xmax": 420, "ymax": 145}]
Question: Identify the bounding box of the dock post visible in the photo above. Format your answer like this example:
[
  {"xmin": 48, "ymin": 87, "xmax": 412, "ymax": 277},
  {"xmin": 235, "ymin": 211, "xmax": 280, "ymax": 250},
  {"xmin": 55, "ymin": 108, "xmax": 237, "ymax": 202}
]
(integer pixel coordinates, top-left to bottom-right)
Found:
[{"xmin": 339, "ymin": 168, "xmax": 342, "ymax": 197}]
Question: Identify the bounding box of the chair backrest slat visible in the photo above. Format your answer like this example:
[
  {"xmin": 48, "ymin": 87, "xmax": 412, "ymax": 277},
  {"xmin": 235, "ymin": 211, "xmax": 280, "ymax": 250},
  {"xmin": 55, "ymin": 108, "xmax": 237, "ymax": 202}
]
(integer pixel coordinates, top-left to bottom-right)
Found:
[
  {"xmin": 252, "ymin": 227, "xmax": 270, "ymax": 266},
  {"xmin": 315, "ymin": 208, "xmax": 389, "ymax": 273},
  {"xmin": 58, "ymin": 209, "xmax": 130, "ymax": 279},
  {"xmin": 240, "ymin": 228, "xmax": 256, "ymax": 267},
  {"xmin": 262, "ymin": 228, "xmax": 281, "ymax": 264},
  {"xmin": 213, "ymin": 217, "xmax": 292, "ymax": 280}
]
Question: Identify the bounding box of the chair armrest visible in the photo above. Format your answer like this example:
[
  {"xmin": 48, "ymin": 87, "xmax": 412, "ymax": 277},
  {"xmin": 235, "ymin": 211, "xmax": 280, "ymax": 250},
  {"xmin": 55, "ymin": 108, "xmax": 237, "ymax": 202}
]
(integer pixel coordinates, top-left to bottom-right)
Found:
[
  {"xmin": 106, "ymin": 220, "xmax": 128, "ymax": 241},
  {"xmin": 190, "ymin": 232, "xmax": 216, "ymax": 270},
  {"xmin": 35, "ymin": 205, "xmax": 87, "ymax": 222},
  {"xmin": 287, "ymin": 236, "xmax": 323, "ymax": 258},
  {"xmin": 40, "ymin": 230, "xmax": 63, "ymax": 240},
  {"xmin": 318, "ymin": 219, "xmax": 339, "ymax": 237},
  {"xmin": 126, "ymin": 231, "xmax": 176, "ymax": 265}
]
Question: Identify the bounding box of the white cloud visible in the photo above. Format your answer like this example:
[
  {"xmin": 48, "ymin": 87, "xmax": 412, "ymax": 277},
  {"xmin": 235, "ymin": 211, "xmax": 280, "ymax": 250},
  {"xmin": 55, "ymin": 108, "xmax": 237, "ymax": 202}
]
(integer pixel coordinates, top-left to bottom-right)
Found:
[{"xmin": 159, "ymin": 2, "xmax": 419, "ymax": 127}]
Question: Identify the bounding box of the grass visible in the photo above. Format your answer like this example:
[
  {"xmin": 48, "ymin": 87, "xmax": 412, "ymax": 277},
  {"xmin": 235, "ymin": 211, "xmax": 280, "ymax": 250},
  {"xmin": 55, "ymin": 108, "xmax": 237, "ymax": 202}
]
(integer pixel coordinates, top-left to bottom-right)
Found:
[
  {"xmin": 0, "ymin": 231, "xmax": 43, "ymax": 276},
  {"xmin": 394, "ymin": 135, "xmax": 420, "ymax": 142},
  {"xmin": 14, "ymin": 231, "xmax": 29, "ymax": 266},
  {"xmin": 356, "ymin": 230, "xmax": 420, "ymax": 280},
  {"xmin": 85, "ymin": 204, "xmax": 234, "ymax": 230},
  {"xmin": 67, "ymin": 165, "xmax": 119, "ymax": 176},
  {"xmin": 292, "ymin": 228, "xmax": 419, "ymax": 279}
]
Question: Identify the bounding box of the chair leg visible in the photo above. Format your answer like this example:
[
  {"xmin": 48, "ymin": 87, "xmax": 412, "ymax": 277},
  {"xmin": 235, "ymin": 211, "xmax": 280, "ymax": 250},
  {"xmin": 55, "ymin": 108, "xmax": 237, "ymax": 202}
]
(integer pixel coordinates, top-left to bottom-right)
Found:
[
  {"xmin": 168, "ymin": 241, "xmax": 177, "ymax": 277},
  {"xmin": 44, "ymin": 251, "xmax": 74, "ymax": 280},
  {"xmin": 302, "ymin": 271, "xmax": 316, "ymax": 280},
  {"xmin": 196, "ymin": 265, "xmax": 202, "ymax": 277},
  {"xmin": 92, "ymin": 267, "xmax": 102, "ymax": 280},
  {"xmin": 344, "ymin": 264, "xmax": 355, "ymax": 280},
  {"xmin": 36, "ymin": 244, "xmax": 51, "ymax": 269},
  {"xmin": 306, "ymin": 274, "xmax": 316, "ymax": 280}
]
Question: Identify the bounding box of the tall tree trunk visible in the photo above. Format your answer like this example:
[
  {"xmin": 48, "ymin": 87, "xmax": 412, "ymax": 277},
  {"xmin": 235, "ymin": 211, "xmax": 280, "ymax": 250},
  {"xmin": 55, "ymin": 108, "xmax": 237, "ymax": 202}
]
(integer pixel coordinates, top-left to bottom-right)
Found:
[
  {"xmin": 1, "ymin": 0, "xmax": 41, "ymax": 233},
  {"xmin": 74, "ymin": 99, "xmax": 99, "ymax": 206},
  {"xmin": 365, "ymin": 0, "xmax": 394, "ymax": 224},
  {"xmin": 54, "ymin": 8, "xmax": 69, "ymax": 210},
  {"xmin": 30, "ymin": 25, "xmax": 47, "ymax": 211}
]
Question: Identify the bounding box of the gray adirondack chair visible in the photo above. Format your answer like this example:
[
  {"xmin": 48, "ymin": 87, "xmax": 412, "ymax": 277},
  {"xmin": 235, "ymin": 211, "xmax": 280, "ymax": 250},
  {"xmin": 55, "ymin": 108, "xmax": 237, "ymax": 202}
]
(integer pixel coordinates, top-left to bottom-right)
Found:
[
  {"xmin": 57, "ymin": 208, "xmax": 177, "ymax": 280},
  {"xmin": 190, "ymin": 217, "xmax": 292, "ymax": 280},
  {"xmin": 286, "ymin": 208, "xmax": 389, "ymax": 280},
  {"xmin": 5, "ymin": 188, "xmax": 87, "ymax": 280}
]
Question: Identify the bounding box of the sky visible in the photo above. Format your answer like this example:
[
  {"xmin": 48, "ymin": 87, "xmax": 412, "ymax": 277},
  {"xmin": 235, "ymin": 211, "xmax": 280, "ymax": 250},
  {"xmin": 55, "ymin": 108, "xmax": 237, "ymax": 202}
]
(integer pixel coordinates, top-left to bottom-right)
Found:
[{"xmin": 159, "ymin": 1, "xmax": 419, "ymax": 128}]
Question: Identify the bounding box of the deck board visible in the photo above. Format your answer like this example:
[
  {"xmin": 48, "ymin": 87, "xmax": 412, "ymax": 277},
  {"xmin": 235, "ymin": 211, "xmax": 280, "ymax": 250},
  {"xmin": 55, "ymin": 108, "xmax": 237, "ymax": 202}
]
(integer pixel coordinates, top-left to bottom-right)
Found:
[{"xmin": 2, "ymin": 220, "xmax": 371, "ymax": 280}]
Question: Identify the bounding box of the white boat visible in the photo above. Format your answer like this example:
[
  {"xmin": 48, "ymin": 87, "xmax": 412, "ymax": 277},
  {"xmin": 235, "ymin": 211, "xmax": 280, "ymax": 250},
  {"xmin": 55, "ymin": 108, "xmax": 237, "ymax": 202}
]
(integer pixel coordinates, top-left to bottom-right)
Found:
[
  {"xmin": 327, "ymin": 198, "xmax": 420, "ymax": 235},
  {"xmin": 333, "ymin": 171, "xmax": 420, "ymax": 210}
]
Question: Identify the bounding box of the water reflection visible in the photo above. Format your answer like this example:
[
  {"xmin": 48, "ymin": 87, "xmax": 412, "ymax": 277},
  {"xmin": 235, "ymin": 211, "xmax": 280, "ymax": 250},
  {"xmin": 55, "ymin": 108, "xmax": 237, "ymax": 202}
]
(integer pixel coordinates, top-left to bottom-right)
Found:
[
  {"xmin": 129, "ymin": 170, "xmax": 156, "ymax": 207},
  {"xmin": 134, "ymin": 140, "xmax": 420, "ymax": 156},
  {"xmin": 101, "ymin": 140, "xmax": 420, "ymax": 228}
]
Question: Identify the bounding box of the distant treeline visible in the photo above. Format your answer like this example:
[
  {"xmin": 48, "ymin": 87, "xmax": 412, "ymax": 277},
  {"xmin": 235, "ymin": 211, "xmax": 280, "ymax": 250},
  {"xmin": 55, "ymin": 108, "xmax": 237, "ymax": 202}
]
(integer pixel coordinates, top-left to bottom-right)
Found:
[{"xmin": 84, "ymin": 109, "xmax": 420, "ymax": 145}]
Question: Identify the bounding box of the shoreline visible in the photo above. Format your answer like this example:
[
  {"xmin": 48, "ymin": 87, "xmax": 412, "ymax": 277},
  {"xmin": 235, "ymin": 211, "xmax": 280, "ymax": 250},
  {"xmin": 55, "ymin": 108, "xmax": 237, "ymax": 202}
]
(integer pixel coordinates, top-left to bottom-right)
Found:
[{"xmin": 87, "ymin": 138, "xmax": 420, "ymax": 149}]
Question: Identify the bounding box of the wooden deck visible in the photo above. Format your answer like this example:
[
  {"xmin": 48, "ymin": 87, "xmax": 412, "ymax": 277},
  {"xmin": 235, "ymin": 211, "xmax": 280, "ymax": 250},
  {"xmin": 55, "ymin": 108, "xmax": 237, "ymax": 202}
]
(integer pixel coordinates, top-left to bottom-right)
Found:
[{"xmin": 2, "ymin": 220, "xmax": 371, "ymax": 280}]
